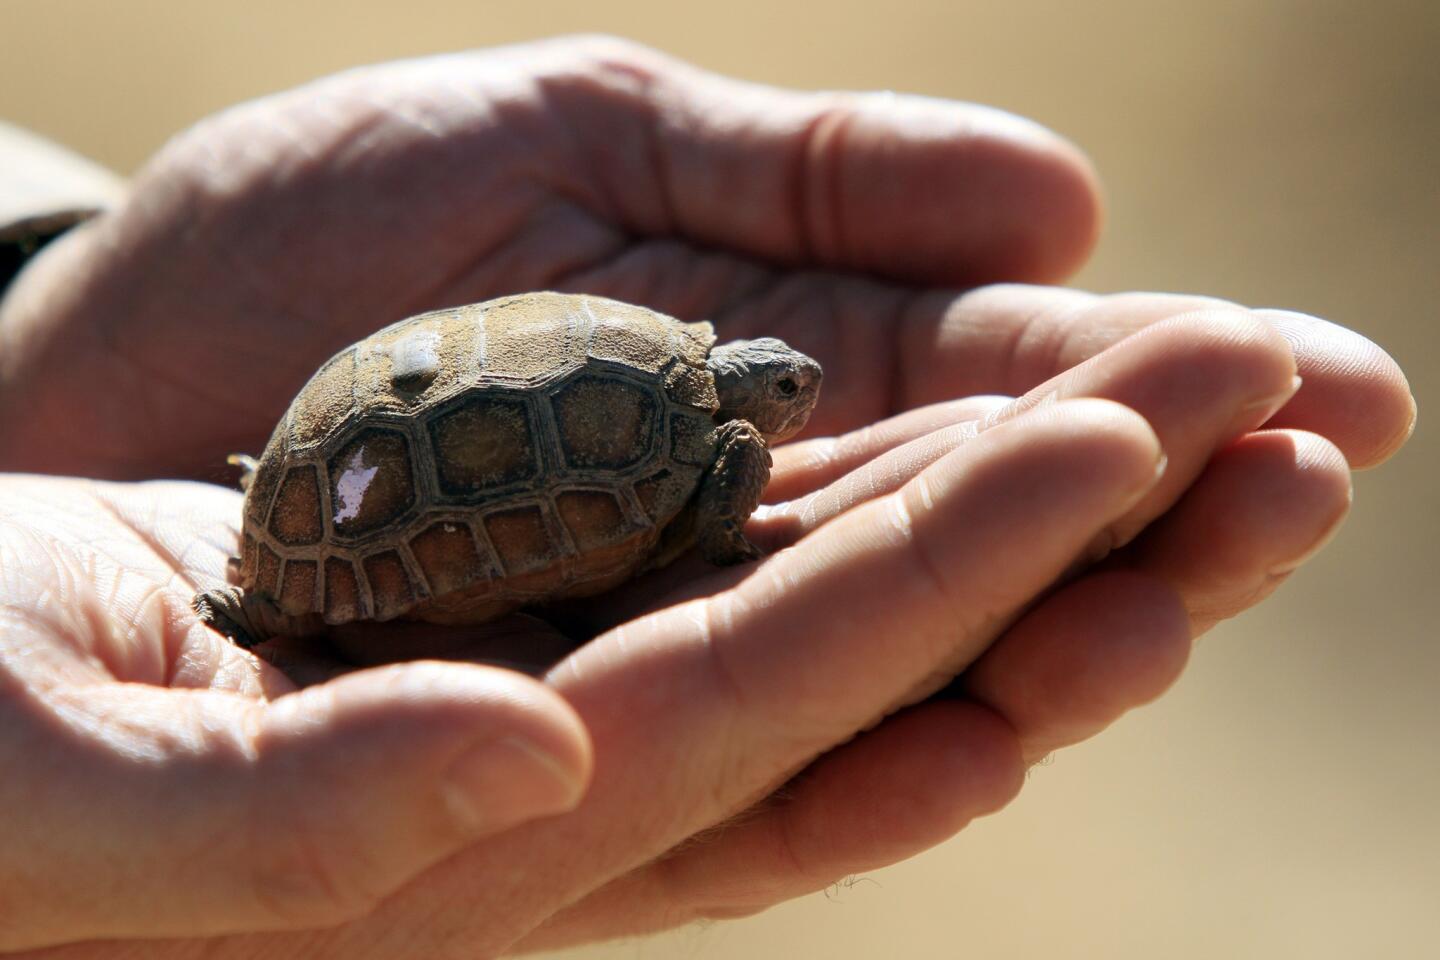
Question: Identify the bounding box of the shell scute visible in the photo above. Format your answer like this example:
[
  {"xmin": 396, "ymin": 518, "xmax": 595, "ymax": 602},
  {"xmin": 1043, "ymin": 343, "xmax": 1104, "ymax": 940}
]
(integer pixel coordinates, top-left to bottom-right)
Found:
[
  {"xmin": 255, "ymin": 543, "xmax": 281, "ymax": 596},
  {"xmin": 326, "ymin": 427, "xmax": 418, "ymax": 540},
  {"xmin": 551, "ymin": 374, "xmax": 659, "ymax": 471},
  {"xmin": 482, "ymin": 505, "xmax": 560, "ymax": 576},
  {"xmin": 323, "ymin": 557, "xmax": 364, "ymax": 623},
  {"xmin": 278, "ymin": 559, "xmax": 317, "ymax": 615},
  {"xmin": 427, "ymin": 392, "xmax": 540, "ymax": 496},
  {"xmin": 556, "ymin": 489, "xmax": 632, "ymax": 553},
  {"xmin": 269, "ymin": 464, "xmax": 323, "ymax": 546},
  {"xmin": 669, "ymin": 411, "xmax": 719, "ymax": 466},
  {"xmin": 589, "ymin": 311, "xmax": 673, "ymax": 372},
  {"xmin": 410, "ymin": 520, "xmax": 492, "ymax": 596},
  {"xmin": 245, "ymin": 428, "xmax": 288, "ymax": 526},
  {"xmin": 664, "ymin": 362, "xmax": 719, "ymax": 411},
  {"xmin": 290, "ymin": 349, "xmax": 357, "ymax": 448},
  {"xmin": 362, "ymin": 551, "xmax": 415, "ymax": 620}
]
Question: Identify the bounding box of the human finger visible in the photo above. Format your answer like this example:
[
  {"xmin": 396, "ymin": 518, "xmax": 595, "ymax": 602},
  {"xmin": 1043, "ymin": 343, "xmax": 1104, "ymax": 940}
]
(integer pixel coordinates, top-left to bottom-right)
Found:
[
  {"xmin": 764, "ymin": 395, "xmax": 1011, "ymax": 503},
  {"xmin": 512, "ymin": 700, "xmax": 1023, "ymax": 950},
  {"xmin": 1114, "ymin": 428, "xmax": 1353, "ymax": 633},
  {"xmin": 745, "ymin": 309, "xmax": 1294, "ymax": 558},
  {"xmin": 547, "ymin": 431, "xmax": 1355, "ymax": 936},
  {"xmin": 528, "ymin": 35, "xmax": 1101, "ymax": 286},
  {"xmin": 961, "ymin": 431, "xmax": 1351, "ymax": 763},
  {"xmin": 1252, "ymin": 309, "xmax": 1416, "ymax": 469},
  {"xmin": 891, "ymin": 286, "xmax": 1414, "ymax": 468},
  {"xmin": 961, "ymin": 570, "xmax": 1191, "ymax": 765},
  {"xmin": 2, "ymin": 661, "xmax": 590, "ymax": 949}
]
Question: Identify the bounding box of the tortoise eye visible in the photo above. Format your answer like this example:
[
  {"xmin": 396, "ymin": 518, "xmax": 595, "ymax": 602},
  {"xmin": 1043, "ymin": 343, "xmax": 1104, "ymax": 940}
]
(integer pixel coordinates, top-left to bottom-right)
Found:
[{"xmin": 776, "ymin": 377, "xmax": 798, "ymax": 396}]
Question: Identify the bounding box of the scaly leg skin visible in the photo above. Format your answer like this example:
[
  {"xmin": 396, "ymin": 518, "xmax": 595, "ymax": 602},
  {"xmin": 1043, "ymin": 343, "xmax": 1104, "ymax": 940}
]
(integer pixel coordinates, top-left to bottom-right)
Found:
[
  {"xmin": 192, "ymin": 586, "xmax": 286, "ymax": 649},
  {"xmin": 696, "ymin": 419, "xmax": 772, "ymax": 565}
]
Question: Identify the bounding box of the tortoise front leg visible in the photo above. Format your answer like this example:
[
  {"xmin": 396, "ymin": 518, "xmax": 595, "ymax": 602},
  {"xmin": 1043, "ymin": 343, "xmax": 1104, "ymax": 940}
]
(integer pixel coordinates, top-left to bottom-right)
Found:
[{"xmin": 695, "ymin": 419, "xmax": 772, "ymax": 565}]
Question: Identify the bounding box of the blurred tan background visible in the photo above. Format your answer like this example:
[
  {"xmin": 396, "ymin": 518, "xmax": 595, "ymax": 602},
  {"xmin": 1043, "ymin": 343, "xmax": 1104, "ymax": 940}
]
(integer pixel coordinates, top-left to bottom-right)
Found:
[{"xmin": 3, "ymin": 0, "xmax": 1435, "ymax": 956}]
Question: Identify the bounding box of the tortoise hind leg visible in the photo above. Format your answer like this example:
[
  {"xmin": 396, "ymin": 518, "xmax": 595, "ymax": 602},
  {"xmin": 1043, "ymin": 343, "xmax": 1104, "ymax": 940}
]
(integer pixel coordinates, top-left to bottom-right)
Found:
[
  {"xmin": 192, "ymin": 586, "xmax": 301, "ymax": 648},
  {"xmin": 695, "ymin": 419, "xmax": 772, "ymax": 565}
]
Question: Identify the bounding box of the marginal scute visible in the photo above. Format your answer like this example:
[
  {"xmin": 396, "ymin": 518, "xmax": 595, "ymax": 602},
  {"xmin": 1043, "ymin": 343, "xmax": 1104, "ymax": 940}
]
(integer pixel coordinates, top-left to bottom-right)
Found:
[
  {"xmin": 670, "ymin": 411, "xmax": 718, "ymax": 466},
  {"xmin": 557, "ymin": 490, "xmax": 630, "ymax": 552},
  {"xmin": 326, "ymin": 428, "xmax": 416, "ymax": 539},
  {"xmin": 664, "ymin": 363, "xmax": 719, "ymax": 411},
  {"xmin": 363, "ymin": 551, "xmax": 415, "ymax": 620},
  {"xmin": 240, "ymin": 533, "xmax": 258, "ymax": 581},
  {"xmin": 278, "ymin": 559, "xmax": 317, "ymax": 615},
  {"xmin": 428, "ymin": 394, "xmax": 538, "ymax": 495},
  {"xmin": 634, "ymin": 467, "xmax": 701, "ymax": 524},
  {"xmin": 483, "ymin": 506, "xmax": 556, "ymax": 575},
  {"xmin": 675, "ymin": 319, "xmax": 716, "ymax": 368},
  {"xmin": 324, "ymin": 557, "xmax": 363, "ymax": 623},
  {"xmin": 255, "ymin": 543, "xmax": 281, "ymax": 597},
  {"xmin": 552, "ymin": 375, "xmax": 657, "ymax": 470},
  {"xmin": 269, "ymin": 464, "xmax": 323, "ymax": 545},
  {"xmin": 410, "ymin": 521, "xmax": 490, "ymax": 596}
]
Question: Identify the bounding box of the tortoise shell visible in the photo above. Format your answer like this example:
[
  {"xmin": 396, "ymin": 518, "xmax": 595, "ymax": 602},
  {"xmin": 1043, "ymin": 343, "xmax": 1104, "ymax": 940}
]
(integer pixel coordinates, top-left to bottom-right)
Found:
[{"xmin": 236, "ymin": 292, "xmax": 721, "ymax": 626}]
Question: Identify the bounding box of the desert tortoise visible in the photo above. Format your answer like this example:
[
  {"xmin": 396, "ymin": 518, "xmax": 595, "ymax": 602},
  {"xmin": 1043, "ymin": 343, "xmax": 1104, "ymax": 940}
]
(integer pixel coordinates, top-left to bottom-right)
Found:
[{"xmin": 193, "ymin": 292, "xmax": 822, "ymax": 646}]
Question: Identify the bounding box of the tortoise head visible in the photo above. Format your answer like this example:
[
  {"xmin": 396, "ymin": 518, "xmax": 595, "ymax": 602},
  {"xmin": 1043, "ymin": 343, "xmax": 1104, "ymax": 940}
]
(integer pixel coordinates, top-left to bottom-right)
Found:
[{"xmin": 707, "ymin": 338, "xmax": 823, "ymax": 443}]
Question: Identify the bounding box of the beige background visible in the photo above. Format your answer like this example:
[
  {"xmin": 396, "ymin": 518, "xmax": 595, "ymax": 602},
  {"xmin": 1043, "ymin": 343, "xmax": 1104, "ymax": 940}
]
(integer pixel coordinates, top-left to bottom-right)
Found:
[{"xmin": 3, "ymin": 1, "xmax": 1436, "ymax": 956}]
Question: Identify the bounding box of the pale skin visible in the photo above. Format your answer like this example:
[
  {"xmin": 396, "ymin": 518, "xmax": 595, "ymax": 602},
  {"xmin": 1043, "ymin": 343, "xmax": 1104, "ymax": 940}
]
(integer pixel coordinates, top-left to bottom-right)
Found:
[{"xmin": 0, "ymin": 35, "xmax": 1416, "ymax": 959}]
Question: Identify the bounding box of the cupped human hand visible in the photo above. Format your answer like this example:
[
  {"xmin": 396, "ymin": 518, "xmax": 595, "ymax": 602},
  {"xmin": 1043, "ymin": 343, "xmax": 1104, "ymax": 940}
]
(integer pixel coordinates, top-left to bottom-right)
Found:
[
  {"xmin": 8, "ymin": 303, "xmax": 1394, "ymax": 959},
  {"xmin": 0, "ymin": 33, "xmax": 1416, "ymax": 960},
  {"xmin": 0, "ymin": 476, "xmax": 597, "ymax": 953},
  {"xmin": 0, "ymin": 36, "xmax": 1409, "ymax": 482}
]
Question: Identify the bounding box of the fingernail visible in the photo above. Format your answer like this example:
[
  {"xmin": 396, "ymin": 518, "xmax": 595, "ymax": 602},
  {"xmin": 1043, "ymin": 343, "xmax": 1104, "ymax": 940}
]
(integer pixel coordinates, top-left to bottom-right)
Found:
[
  {"xmin": 441, "ymin": 736, "xmax": 586, "ymax": 835},
  {"xmin": 1234, "ymin": 375, "xmax": 1303, "ymax": 432}
]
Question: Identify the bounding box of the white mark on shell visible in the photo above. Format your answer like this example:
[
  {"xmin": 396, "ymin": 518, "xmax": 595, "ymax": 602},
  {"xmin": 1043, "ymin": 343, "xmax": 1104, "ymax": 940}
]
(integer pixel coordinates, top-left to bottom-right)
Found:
[
  {"xmin": 388, "ymin": 328, "xmax": 441, "ymax": 388},
  {"xmin": 334, "ymin": 446, "xmax": 380, "ymax": 524}
]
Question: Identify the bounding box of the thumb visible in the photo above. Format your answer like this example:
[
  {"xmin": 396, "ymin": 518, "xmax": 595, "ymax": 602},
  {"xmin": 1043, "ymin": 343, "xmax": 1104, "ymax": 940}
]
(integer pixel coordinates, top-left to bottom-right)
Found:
[
  {"xmin": 7, "ymin": 661, "xmax": 591, "ymax": 948},
  {"xmin": 245, "ymin": 661, "xmax": 592, "ymax": 927}
]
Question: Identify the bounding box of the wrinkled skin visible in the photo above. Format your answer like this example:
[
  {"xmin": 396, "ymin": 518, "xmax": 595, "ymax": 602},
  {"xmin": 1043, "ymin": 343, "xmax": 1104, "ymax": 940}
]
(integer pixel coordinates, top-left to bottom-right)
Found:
[{"xmin": 0, "ymin": 36, "xmax": 1415, "ymax": 959}]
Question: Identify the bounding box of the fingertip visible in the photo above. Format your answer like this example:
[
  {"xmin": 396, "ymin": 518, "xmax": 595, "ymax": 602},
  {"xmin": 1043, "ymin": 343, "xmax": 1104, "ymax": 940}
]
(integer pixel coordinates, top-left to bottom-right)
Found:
[
  {"xmin": 1015, "ymin": 396, "xmax": 1167, "ymax": 491},
  {"xmin": 800, "ymin": 700, "xmax": 1025, "ymax": 855},
  {"xmin": 259, "ymin": 659, "xmax": 593, "ymax": 830},
  {"xmin": 964, "ymin": 569, "xmax": 1192, "ymax": 758},
  {"xmin": 240, "ymin": 661, "xmax": 592, "ymax": 927},
  {"xmin": 932, "ymin": 701, "xmax": 1028, "ymax": 820},
  {"xmin": 969, "ymin": 115, "xmax": 1105, "ymax": 284},
  {"xmin": 1135, "ymin": 307, "xmax": 1300, "ymax": 396},
  {"xmin": 853, "ymin": 97, "xmax": 1106, "ymax": 285},
  {"xmin": 1136, "ymin": 428, "xmax": 1353, "ymax": 579},
  {"xmin": 1254, "ymin": 308, "xmax": 1418, "ymax": 468},
  {"xmin": 265, "ymin": 660, "xmax": 581, "ymax": 742}
]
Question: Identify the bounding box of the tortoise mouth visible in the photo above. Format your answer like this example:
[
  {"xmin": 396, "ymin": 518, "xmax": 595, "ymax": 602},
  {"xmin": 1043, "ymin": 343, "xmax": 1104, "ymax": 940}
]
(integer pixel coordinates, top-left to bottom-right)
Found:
[{"xmin": 764, "ymin": 385, "xmax": 821, "ymax": 444}]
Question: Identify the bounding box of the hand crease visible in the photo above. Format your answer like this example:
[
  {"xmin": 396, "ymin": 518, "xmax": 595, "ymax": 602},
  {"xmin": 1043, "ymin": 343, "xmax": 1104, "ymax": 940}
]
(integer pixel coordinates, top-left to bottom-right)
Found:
[{"xmin": 88, "ymin": 488, "xmax": 201, "ymax": 594}]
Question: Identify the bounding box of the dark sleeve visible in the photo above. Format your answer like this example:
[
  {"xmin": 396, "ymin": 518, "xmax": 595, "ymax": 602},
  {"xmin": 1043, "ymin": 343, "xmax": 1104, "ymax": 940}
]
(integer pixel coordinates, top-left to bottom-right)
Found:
[{"xmin": 0, "ymin": 121, "xmax": 125, "ymax": 293}]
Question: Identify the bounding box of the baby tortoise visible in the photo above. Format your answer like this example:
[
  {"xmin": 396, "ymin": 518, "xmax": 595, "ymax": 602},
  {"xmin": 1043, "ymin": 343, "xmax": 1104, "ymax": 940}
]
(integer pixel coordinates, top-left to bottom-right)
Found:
[{"xmin": 193, "ymin": 292, "xmax": 821, "ymax": 646}]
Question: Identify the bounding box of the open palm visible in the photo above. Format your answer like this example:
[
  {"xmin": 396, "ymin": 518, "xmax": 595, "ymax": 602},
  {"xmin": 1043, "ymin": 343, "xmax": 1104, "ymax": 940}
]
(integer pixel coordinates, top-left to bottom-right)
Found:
[{"xmin": 0, "ymin": 35, "xmax": 1414, "ymax": 959}]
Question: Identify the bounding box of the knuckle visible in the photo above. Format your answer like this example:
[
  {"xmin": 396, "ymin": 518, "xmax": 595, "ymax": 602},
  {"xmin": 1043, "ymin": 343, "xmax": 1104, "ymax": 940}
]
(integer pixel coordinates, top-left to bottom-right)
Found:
[{"xmin": 245, "ymin": 807, "xmax": 386, "ymax": 928}]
